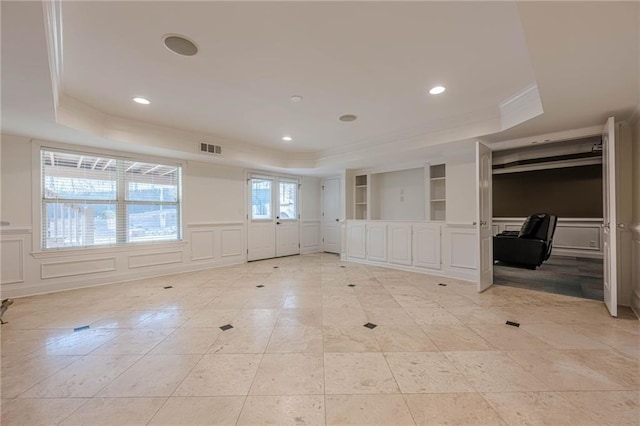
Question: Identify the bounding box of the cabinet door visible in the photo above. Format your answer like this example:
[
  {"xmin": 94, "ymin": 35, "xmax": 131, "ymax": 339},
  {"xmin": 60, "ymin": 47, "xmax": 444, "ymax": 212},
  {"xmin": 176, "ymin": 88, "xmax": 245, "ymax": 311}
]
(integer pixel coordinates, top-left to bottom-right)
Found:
[
  {"xmin": 366, "ymin": 223, "xmax": 387, "ymax": 262},
  {"xmin": 347, "ymin": 222, "xmax": 366, "ymax": 259},
  {"xmin": 388, "ymin": 223, "xmax": 412, "ymax": 266},
  {"xmin": 412, "ymin": 223, "xmax": 441, "ymax": 269}
]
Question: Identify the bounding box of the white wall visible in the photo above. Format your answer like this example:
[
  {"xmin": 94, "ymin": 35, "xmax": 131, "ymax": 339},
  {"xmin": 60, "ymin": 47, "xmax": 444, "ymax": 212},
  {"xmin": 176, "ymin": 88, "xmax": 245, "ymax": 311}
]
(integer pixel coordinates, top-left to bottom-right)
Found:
[
  {"xmin": 371, "ymin": 168, "xmax": 425, "ymax": 221},
  {"xmin": 445, "ymin": 156, "xmax": 476, "ymax": 225},
  {"xmin": 1, "ymin": 135, "xmax": 32, "ymax": 227},
  {"xmin": 185, "ymin": 161, "xmax": 245, "ymax": 224},
  {"xmin": 0, "ymin": 134, "xmax": 320, "ymax": 297}
]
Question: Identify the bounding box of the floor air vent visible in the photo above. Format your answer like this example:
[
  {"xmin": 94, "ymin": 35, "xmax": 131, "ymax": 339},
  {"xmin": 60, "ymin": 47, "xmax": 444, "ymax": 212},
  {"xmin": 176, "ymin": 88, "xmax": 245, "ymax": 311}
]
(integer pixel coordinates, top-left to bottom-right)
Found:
[{"xmin": 200, "ymin": 143, "xmax": 222, "ymax": 155}]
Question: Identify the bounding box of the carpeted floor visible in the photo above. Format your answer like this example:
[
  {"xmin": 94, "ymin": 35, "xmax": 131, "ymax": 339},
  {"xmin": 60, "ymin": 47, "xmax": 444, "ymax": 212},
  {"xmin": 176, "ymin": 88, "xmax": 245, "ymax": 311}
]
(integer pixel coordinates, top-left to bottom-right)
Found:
[{"xmin": 494, "ymin": 255, "xmax": 604, "ymax": 301}]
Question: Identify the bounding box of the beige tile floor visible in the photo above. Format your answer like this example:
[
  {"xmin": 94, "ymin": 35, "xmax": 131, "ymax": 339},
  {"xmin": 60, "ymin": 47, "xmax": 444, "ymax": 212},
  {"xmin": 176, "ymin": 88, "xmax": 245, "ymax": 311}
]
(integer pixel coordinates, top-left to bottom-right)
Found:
[{"xmin": 1, "ymin": 253, "xmax": 639, "ymax": 425}]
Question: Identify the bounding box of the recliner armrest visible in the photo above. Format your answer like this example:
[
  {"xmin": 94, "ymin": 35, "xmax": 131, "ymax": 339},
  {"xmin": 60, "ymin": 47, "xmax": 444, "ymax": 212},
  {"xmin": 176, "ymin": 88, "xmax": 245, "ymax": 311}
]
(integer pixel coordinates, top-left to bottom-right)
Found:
[{"xmin": 496, "ymin": 231, "xmax": 519, "ymax": 237}]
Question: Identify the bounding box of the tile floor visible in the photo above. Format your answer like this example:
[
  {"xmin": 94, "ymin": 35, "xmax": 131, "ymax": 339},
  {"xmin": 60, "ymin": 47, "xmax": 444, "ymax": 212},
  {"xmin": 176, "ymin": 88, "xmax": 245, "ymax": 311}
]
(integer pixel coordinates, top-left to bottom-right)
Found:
[{"xmin": 1, "ymin": 253, "xmax": 638, "ymax": 425}]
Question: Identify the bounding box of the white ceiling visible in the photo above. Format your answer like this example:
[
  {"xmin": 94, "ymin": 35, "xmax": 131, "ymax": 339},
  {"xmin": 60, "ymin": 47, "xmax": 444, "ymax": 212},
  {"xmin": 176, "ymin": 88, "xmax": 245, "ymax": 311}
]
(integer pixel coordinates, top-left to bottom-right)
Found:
[{"xmin": 1, "ymin": 1, "xmax": 638, "ymax": 174}]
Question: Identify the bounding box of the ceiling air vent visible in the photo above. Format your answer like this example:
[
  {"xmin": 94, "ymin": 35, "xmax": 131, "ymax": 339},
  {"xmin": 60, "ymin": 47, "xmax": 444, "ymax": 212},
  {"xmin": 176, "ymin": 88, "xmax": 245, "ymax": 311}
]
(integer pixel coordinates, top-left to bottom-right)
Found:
[{"xmin": 200, "ymin": 142, "xmax": 222, "ymax": 155}]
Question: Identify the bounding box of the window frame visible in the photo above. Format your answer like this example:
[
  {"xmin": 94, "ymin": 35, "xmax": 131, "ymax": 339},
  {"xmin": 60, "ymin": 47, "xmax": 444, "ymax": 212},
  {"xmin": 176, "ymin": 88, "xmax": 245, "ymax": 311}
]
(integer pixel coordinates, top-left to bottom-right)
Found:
[{"xmin": 37, "ymin": 144, "xmax": 183, "ymax": 252}]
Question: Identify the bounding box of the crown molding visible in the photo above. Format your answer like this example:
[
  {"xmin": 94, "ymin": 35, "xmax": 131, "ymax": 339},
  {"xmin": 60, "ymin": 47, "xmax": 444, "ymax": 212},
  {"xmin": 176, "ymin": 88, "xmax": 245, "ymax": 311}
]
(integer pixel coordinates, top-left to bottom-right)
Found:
[{"xmin": 42, "ymin": 0, "xmax": 63, "ymax": 116}]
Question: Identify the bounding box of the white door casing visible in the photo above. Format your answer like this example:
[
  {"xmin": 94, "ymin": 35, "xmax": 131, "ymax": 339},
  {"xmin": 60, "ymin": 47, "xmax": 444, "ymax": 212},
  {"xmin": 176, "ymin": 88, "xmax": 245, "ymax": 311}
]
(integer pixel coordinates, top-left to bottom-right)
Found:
[
  {"xmin": 247, "ymin": 175, "xmax": 300, "ymax": 261},
  {"xmin": 476, "ymin": 141, "xmax": 493, "ymax": 292},
  {"xmin": 602, "ymin": 117, "xmax": 618, "ymax": 317},
  {"xmin": 322, "ymin": 178, "xmax": 341, "ymax": 253}
]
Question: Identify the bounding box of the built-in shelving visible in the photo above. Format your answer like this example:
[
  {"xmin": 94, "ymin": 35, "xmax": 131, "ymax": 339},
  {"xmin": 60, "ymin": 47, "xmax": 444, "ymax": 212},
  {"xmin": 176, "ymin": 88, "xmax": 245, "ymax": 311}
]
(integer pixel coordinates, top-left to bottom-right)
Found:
[
  {"xmin": 355, "ymin": 175, "xmax": 368, "ymax": 219},
  {"xmin": 430, "ymin": 164, "xmax": 446, "ymax": 221}
]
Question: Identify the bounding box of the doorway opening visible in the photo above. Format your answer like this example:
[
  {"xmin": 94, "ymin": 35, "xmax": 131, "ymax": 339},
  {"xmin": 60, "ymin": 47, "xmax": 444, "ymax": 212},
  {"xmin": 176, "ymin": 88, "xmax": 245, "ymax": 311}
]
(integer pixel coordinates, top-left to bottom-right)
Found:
[{"xmin": 490, "ymin": 136, "xmax": 605, "ymax": 301}]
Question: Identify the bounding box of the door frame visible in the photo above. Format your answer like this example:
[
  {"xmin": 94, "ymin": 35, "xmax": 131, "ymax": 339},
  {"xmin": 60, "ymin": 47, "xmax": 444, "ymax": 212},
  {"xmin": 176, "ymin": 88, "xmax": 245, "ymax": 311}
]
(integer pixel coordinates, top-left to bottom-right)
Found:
[
  {"xmin": 246, "ymin": 171, "xmax": 301, "ymax": 261},
  {"xmin": 321, "ymin": 176, "xmax": 342, "ymax": 254},
  {"xmin": 486, "ymin": 119, "xmax": 621, "ymax": 315}
]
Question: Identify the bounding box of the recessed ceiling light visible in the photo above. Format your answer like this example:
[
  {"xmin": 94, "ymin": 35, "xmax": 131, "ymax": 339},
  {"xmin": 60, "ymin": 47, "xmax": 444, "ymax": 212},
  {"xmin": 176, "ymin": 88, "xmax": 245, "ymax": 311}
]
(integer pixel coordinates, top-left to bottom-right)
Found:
[
  {"xmin": 163, "ymin": 34, "xmax": 198, "ymax": 56},
  {"xmin": 339, "ymin": 114, "xmax": 357, "ymax": 122},
  {"xmin": 132, "ymin": 97, "xmax": 150, "ymax": 105},
  {"xmin": 290, "ymin": 95, "xmax": 303, "ymax": 103},
  {"xmin": 282, "ymin": 136, "xmax": 292, "ymax": 141},
  {"xmin": 429, "ymin": 86, "xmax": 446, "ymax": 95}
]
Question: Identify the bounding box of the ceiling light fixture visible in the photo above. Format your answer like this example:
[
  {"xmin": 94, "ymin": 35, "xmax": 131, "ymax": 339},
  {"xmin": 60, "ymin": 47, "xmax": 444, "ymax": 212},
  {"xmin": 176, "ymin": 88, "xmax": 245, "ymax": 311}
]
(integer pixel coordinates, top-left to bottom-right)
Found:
[
  {"xmin": 290, "ymin": 95, "xmax": 303, "ymax": 103},
  {"xmin": 429, "ymin": 86, "xmax": 446, "ymax": 95},
  {"xmin": 339, "ymin": 114, "xmax": 357, "ymax": 122},
  {"xmin": 163, "ymin": 34, "xmax": 198, "ymax": 56},
  {"xmin": 282, "ymin": 136, "xmax": 292, "ymax": 142},
  {"xmin": 132, "ymin": 97, "xmax": 151, "ymax": 105}
]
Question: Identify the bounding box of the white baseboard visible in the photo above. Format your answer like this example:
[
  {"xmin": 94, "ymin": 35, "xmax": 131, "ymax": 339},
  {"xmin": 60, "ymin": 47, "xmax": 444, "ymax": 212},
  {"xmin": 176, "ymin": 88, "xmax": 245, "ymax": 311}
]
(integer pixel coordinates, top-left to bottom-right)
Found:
[
  {"xmin": 300, "ymin": 246, "xmax": 321, "ymax": 255},
  {"xmin": 552, "ymin": 248, "xmax": 603, "ymax": 259},
  {"xmin": 345, "ymin": 257, "xmax": 476, "ymax": 284}
]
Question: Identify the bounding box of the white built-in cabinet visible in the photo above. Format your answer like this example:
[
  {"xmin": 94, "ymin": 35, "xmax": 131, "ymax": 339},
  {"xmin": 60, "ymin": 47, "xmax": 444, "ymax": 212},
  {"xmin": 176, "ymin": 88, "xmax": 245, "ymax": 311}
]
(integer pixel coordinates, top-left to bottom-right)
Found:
[
  {"xmin": 347, "ymin": 221, "xmax": 443, "ymax": 271},
  {"xmin": 355, "ymin": 175, "xmax": 368, "ymax": 220},
  {"xmin": 429, "ymin": 164, "xmax": 446, "ymax": 221},
  {"xmin": 350, "ymin": 165, "xmax": 446, "ymax": 222},
  {"xmin": 388, "ymin": 223, "xmax": 412, "ymax": 266},
  {"xmin": 412, "ymin": 223, "xmax": 441, "ymax": 269},
  {"xmin": 347, "ymin": 221, "xmax": 366, "ymax": 259},
  {"xmin": 366, "ymin": 222, "xmax": 387, "ymax": 262}
]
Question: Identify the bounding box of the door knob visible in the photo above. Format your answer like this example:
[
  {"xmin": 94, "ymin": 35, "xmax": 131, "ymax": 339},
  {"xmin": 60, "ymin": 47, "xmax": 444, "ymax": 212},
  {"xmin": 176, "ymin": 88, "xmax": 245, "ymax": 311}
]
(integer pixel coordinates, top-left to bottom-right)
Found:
[
  {"xmin": 276, "ymin": 221, "xmax": 281, "ymax": 225},
  {"xmin": 618, "ymin": 223, "xmax": 625, "ymax": 228},
  {"xmin": 335, "ymin": 219, "xmax": 339, "ymax": 222},
  {"xmin": 472, "ymin": 221, "xmax": 477, "ymax": 225}
]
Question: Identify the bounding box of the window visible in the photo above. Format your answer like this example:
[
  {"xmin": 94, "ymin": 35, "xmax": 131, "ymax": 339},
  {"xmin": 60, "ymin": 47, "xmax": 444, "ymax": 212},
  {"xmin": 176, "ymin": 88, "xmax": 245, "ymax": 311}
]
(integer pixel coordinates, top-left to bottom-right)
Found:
[
  {"xmin": 41, "ymin": 149, "xmax": 181, "ymax": 249},
  {"xmin": 279, "ymin": 181, "xmax": 297, "ymax": 219},
  {"xmin": 251, "ymin": 178, "xmax": 272, "ymax": 220}
]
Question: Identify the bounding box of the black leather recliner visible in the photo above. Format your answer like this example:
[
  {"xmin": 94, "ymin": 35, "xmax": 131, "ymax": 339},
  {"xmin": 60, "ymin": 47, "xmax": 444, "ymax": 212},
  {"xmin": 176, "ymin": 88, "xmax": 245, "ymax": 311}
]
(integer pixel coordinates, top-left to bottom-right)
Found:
[{"xmin": 493, "ymin": 213, "xmax": 558, "ymax": 269}]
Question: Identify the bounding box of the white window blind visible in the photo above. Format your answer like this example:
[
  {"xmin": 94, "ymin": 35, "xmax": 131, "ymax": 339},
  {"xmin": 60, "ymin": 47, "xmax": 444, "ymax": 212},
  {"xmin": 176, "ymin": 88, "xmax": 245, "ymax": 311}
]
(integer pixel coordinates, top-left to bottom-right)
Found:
[{"xmin": 41, "ymin": 149, "xmax": 181, "ymax": 249}]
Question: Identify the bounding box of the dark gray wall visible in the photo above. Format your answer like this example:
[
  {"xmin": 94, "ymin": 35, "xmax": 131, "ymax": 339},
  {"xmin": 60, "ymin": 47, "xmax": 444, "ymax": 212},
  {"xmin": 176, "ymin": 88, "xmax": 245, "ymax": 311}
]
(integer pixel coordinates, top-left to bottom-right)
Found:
[{"xmin": 493, "ymin": 165, "xmax": 603, "ymax": 218}]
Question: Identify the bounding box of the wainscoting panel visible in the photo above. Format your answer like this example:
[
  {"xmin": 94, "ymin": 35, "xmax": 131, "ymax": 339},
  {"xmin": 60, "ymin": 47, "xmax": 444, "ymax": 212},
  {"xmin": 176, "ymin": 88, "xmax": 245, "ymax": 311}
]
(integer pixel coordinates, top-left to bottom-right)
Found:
[
  {"xmin": 301, "ymin": 220, "xmax": 320, "ymax": 254},
  {"xmin": 1, "ymin": 239, "xmax": 24, "ymax": 284},
  {"xmin": 221, "ymin": 228, "xmax": 243, "ymax": 257},
  {"xmin": 128, "ymin": 251, "xmax": 183, "ymax": 269},
  {"xmin": 190, "ymin": 230, "xmax": 215, "ymax": 261},
  {"xmin": 447, "ymin": 230, "xmax": 477, "ymax": 270},
  {"xmin": 42, "ymin": 257, "xmax": 117, "ymax": 279},
  {"xmin": 554, "ymin": 226, "xmax": 601, "ymax": 251}
]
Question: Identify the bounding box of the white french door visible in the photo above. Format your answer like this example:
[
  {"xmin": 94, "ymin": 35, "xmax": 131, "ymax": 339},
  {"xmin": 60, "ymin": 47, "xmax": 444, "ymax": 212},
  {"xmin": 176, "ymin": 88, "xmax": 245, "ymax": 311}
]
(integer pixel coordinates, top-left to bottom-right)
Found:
[
  {"xmin": 476, "ymin": 141, "xmax": 493, "ymax": 292},
  {"xmin": 602, "ymin": 117, "xmax": 618, "ymax": 317},
  {"xmin": 322, "ymin": 177, "xmax": 341, "ymax": 254},
  {"xmin": 247, "ymin": 175, "xmax": 300, "ymax": 261}
]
